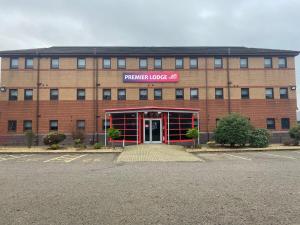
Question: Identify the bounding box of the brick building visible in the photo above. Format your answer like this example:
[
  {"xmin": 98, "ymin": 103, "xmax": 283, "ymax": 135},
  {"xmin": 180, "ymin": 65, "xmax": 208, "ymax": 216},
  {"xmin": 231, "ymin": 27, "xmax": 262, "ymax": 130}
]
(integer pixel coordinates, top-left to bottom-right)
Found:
[{"xmin": 0, "ymin": 46, "xmax": 298, "ymax": 145}]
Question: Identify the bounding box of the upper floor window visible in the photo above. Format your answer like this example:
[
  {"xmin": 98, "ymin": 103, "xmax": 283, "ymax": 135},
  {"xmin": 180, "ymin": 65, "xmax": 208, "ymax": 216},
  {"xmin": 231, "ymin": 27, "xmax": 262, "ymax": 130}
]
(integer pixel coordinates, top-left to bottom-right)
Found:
[
  {"xmin": 139, "ymin": 88, "xmax": 148, "ymax": 100},
  {"xmin": 281, "ymin": 118, "xmax": 290, "ymax": 129},
  {"xmin": 51, "ymin": 57, "xmax": 59, "ymax": 69},
  {"xmin": 280, "ymin": 87, "xmax": 288, "ymax": 99},
  {"xmin": 190, "ymin": 88, "xmax": 198, "ymax": 100},
  {"xmin": 241, "ymin": 88, "xmax": 249, "ymax": 99},
  {"xmin": 77, "ymin": 89, "xmax": 86, "ymax": 100},
  {"xmin": 264, "ymin": 57, "xmax": 272, "ymax": 68},
  {"xmin": 76, "ymin": 120, "xmax": 85, "ymax": 130},
  {"xmin": 50, "ymin": 89, "xmax": 59, "ymax": 100},
  {"xmin": 10, "ymin": 57, "xmax": 19, "ymax": 69},
  {"xmin": 139, "ymin": 58, "xmax": 148, "ymax": 69},
  {"xmin": 117, "ymin": 58, "xmax": 126, "ymax": 69},
  {"xmin": 240, "ymin": 58, "xmax": 248, "ymax": 68},
  {"xmin": 49, "ymin": 120, "xmax": 58, "ymax": 131},
  {"xmin": 25, "ymin": 58, "xmax": 33, "ymax": 69},
  {"xmin": 24, "ymin": 89, "xmax": 33, "ymax": 101},
  {"xmin": 118, "ymin": 89, "xmax": 126, "ymax": 100},
  {"xmin": 278, "ymin": 57, "xmax": 287, "ymax": 68},
  {"xmin": 266, "ymin": 118, "xmax": 275, "ymax": 129},
  {"xmin": 154, "ymin": 58, "xmax": 162, "ymax": 69},
  {"xmin": 189, "ymin": 58, "xmax": 198, "ymax": 69},
  {"xmin": 8, "ymin": 120, "xmax": 17, "ymax": 132},
  {"xmin": 214, "ymin": 58, "xmax": 223, "ymax": 69},
  {"xmin": 175, "ymin": 88, "xmax": 184, "ymax": 100},
  {"xmin": 9, "ymin": 89, "xmax": 18, "ymax": 101},
  {"xmin": 23, "ymin": 120, "xmax": 32, "ymax": 131},
  {"xmin": 175, "ymin": 58, "xmax": 184, "ymax": 69},
  {"xmin": 103, "ymin": 89, "xmax": 111, "ymax": 100},
  {"xmin": 103, "ymin": 58, "xmax": 111, "ymax": 69},
  {"xmin": 154, "ymin": 88, "xmax": 162, "ymax": 100},
  {"xmin": 77, "ymin": 58, "xmax": 86, "ymax": 69},
  {"xmin": 265, "ymin": 88, "xmax": 274, "ymax": 99},
  {"xmin": 215, "ymin": 88, "xmax": 224, "ymax": 99}
]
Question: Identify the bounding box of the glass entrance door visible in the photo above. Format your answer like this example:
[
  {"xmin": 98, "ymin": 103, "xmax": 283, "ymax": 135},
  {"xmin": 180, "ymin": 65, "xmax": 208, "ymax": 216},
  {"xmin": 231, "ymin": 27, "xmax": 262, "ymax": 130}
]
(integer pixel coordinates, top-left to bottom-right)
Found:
[{"xmin": 144, "ymin": 119, "xmax": 162, "ymax": 143}]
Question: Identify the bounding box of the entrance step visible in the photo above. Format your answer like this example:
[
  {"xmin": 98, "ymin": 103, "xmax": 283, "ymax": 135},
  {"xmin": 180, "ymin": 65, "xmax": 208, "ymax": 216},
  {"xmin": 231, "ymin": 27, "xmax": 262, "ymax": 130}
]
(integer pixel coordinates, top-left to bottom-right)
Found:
[{"xmin": 117, "ymin": 144, "xmax": 201, "ymax": 162}]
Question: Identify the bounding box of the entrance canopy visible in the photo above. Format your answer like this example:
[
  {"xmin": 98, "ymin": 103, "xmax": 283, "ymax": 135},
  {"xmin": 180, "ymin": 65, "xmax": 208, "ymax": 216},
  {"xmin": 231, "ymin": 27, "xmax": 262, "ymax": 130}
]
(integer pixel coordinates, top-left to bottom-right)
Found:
[{"xmin": 104, "ymin": 106, "xmax": 200, "ymax": 146}]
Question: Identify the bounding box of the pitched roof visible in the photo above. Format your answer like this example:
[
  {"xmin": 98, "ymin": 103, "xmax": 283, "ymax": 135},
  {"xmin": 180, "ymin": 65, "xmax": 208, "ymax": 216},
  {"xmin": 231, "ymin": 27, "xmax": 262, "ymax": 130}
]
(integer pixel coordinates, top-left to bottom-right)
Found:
[{"xmin": 0, "ymin": 46, "xmax": 298, "ymax": 57}]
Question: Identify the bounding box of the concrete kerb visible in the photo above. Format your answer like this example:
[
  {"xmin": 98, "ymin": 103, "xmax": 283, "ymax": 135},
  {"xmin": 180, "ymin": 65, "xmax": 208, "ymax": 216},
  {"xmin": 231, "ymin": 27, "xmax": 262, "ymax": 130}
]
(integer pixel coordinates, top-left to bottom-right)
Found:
[{"xmin": 187, "ymin": 147, "xmax": 300, "ymax": 154}]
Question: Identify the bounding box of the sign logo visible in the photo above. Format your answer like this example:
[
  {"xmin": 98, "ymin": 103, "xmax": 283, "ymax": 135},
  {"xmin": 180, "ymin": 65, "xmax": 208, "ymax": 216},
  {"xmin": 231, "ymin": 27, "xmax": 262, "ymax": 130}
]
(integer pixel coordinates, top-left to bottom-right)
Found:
[{"xmin": 123, "ymin": 71, "xmax": 179, "ymax": 83}]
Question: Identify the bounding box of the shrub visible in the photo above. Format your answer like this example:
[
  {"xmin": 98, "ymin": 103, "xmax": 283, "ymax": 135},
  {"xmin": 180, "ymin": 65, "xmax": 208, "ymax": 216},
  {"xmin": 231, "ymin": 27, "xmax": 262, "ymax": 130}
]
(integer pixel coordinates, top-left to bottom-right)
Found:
[
  {"xmin": 186, "ymin": 128, "xmax": 200, "ymax": 148},
  {"xmin": 207, "ymin": 141, "xmax": 216, "ymax": 148},
  {"xmin": 108, "ymin": 128, "xmax": 120, "ymax": 148},
  {"xmin": 25, "ymin": 131, "xmax": 35, "ymax": 148},
  {"xmin": 72, "ymin": 130, "xmax": 85, "ymax": 144},
  {"xmin": 289, "ymin": 125, "xmax": 300, "ymax": 145},
  {"xmin": 283, "ymin": 140, "xmax": 291, "ymax": 146},
  {"xmin": 214, "ymin": 113, "xmax": 252, "ymax": 147},
  {"xmin": 50, "ymin": 144, "xmax": 60, "ymax": 150},
  {"xmin": 94, "ymin": 143, "xmax": 103, "ymax": 149},
  {"xmin": 43, "ymin": 132, "xmax": 66, "ymax": 146},
  {"xmin": 249, "ymin": 128, "xmax": 270, "ymax": 148}
]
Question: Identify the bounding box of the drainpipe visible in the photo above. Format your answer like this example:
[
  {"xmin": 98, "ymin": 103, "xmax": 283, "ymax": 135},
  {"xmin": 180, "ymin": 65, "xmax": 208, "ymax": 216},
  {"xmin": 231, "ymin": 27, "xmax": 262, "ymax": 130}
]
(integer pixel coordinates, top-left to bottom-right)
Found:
[
  {"xmin": 95, "ymin": 53, "xmax": 99, "ymax": 143},
  {"xmin": 35, "ymin": 51, "xmax": 40, "ymax": 145},
  {"xmin": 92, "ymin": 48, "xmax": 99, "ymax": 143},
  {"xmin": 227, "ymin": 48, "xmax": 231, "ymax": 114},
  {"xmin": 205, "ymin": 57, "xmax": 209, "ymax": 141}
]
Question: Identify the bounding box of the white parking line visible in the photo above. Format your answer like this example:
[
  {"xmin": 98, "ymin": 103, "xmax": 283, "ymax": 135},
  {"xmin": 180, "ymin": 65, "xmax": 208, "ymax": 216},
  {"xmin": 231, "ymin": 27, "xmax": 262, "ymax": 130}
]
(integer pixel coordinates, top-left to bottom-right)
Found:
[
  {"xmin": 0, "ymin": 154, "xmax": 32, "ymax": 161},
  {"xmin": 65, "ymin": 154, "xmax": 86, "ymax": 163},
  {"xmin": 224, "ymin": 153, "xmax": 252, "ymax": 161},
  {"xmin": 44, "ymin": 154, "xmax": 87, "ymax": 163},
  {"xmin": 262, "ymin": 153, "xmax": 297, "ymax": 160}
]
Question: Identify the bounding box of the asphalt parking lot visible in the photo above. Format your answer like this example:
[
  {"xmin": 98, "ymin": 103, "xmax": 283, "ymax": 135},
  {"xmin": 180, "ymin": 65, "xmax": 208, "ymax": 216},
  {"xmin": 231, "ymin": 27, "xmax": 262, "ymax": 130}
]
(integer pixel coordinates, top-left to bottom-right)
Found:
[{"xmin": 0, "ymin": 151, "xmax": 299, "ymax": 225}]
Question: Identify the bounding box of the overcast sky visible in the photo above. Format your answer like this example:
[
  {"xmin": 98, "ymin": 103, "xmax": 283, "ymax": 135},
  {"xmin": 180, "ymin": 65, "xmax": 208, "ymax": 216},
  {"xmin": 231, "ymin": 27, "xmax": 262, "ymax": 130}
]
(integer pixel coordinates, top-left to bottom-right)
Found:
[{"xmin": 0, "ymin": 0, "xmax": 299, "ymax": 106}]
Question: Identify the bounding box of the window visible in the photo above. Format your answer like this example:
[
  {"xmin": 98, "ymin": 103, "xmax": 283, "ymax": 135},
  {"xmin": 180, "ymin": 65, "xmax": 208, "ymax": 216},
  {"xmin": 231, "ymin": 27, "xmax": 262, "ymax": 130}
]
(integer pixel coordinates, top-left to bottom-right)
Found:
[
  {"xmin": 214, "ymin": 58, "xmax": 223, "ymax": 68},
  {"xmin": 154, "ymin": 88, "xmax": 162, "ymax": 100},
  {"xmin": 50, "ymin": 89, "xmax": 59, "ymax": 100},
  {"xmin": 241, "ymin": 88, "xmax": 249, "ymax": 99},
  {"xmin": 266, "ymin": 118, "xmax": 275, "ymax": 129},
  {"xmin": 215, "ymin": 88, "xmax": 224, "ymax": 99},
  {"xmin": 278, "ymin": 57, "xmax": 287, "ymax": 68},
  {"xmin": 102, "ymin": 119, "xmax": 110, "ymax": 130},
  {"xmin": 281, "ymin": 118, "xmax": 290, "ymax": 129},
  {"xmin": 103, "ymin": 89, "xmax": 111, "ymax": 100},
  {"xmin": 264, "ymin": 57, "xmax": 272, "ymax": 68},
  {"xmin": 8, "ymin": 120, "xmax": 17, "ymax": 132},
  {"xmin": 175, "ymin": 58, "xmax": 184, "ymax": 69},
  {"xmin": 77, "ymin": 58, "xmax": 86, "ymax": 69},
  {"xmin": 139, "ymin": 58, "xmax": 148, "ymax": 69},
  {"xmin": 175, "ymin": 88, "xmax": 184, "ymax": 100},
  {"xmin": 139, "ymin": 88, "xmax": 148, "ymax": 100},
  {"xmin": 103, "ymin": 58, "xmax": 111, "ymax": 69},
  {"xmin": 190, "ymin": 58, "xmax": 198, "ymax": 69},
  {"xmin": 9, "ymin": 89, "xmax": 18, "ymax": 101},
  {"xmin": 51, "ymin": 57, "xmax": 59, "ymax": 69},
  {"xmin": 23, "ymin": 120, "xmax": 32, "ymax": 131},
  {"xmin": 117, "ymin": 58, "xmax": 126, "ymax": 69},
  {"xmin": 25, "ymin": 58, "xmax": 33, "ymax": 69},
  {"xmin": 240, "ymin": 58, "xmax": 248, "ymax": 68},
  {"xmin": 10, "ymin": 57, "xmax": 19, "ymax": 69},
  {"xmin": 154, "ymin": 58, "xmax": 162, "ymax": 69},
  {"xmin": 190, "ymin": 88, "xmax": 198, "ymax": 100},
  {"xmin": 77, "ymin": 89, "xmax": 86, "ymax": 100},
  {"xmin": 49, "ymin": 120, "xmax": 58, "ymax": 131},
  {"xmin": 265, "ymin": 88, "xmax": 274, "ymax": 99},
  {"xmin": 24, "ymin": 89, "xmax": 33, "ymax": 100},
  {"xmin": 118, "ymin": 89, "xmax": 126, "ymax": 100},
  {"xmin": 280, "ymin": 88, "xmax": 288, "ymax": 99},
  {"xmin": 76, "ymin": 120, "xmax": 85, "ymax": 130}
]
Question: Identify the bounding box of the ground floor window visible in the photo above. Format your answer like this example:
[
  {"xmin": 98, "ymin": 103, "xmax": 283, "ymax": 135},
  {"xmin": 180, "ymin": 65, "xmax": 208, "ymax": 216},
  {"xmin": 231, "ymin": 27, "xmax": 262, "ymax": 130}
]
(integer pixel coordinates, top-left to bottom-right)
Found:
[
  {"xmin": 49, "ymin": 120, "xmax": 58, "ymax": 131},
  {"xmin": 8, "ymin": 120, "xmax": 17, "ymax": 132},
  {"xmin": 281, "ymin": 118, "xmax": 290, "ymax": 129},
  {"xmin": 266, "ymin": 118, "xmax": 275, "ymax": 129},
  {"xmin": 23, "ymin": 120, "xmax": 32, "ymax": 131}
]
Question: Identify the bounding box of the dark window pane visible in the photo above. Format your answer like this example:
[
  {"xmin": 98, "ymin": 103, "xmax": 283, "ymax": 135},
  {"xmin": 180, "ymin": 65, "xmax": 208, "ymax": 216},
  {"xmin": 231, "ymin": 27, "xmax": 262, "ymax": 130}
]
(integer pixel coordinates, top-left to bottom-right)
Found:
[
  {"xmin": 139, "ymin": 89, "xmax": 148, "ymax": 100},
  {"xmin": 117, "ymin": 58, "xmax": 126, "ymax": 69},
  {"xmin": 49, "ymin": 120, "xmax": 58, "ymax": 131},
  {"xmin": 103, "ymin": 58, "xmax": 111, "ymax": 69},
  {"xmin": 25, "ymin": 58, "xmax": 33, "ymax": 69},
  {"xmin": 241, "ymin": 88, "xmax": 249, "ymax": 99},
  {"xmin": 9, "ymin": 89, "xmax": 18, "ymax": 101},
  {"xmin": 103, "ymin": 89, "xmax": 111, "ymax": 100},
  {"xmin": 175, "ymin": 58, "xmax": 183, "ymax": 69},
  {"xmin": 8, "ymin": 120, "xmax": 17, "ymax": 132},
  {"xmin": 77, "ymin": 89, "xmax": 85, "ymax": 100},
  {"xmin": 264, "ymin": 58, "xmax": 272, "ymax": 68},
  {"xmin": 190, "ymin": 88, "xmax": 198, "ymax": 100},
  {"xmin": 190, "ymin": 58, "xmax": 198, "ymax": 69},
  {"xmin": 214, "ymin": 58, "xmax": 223, "ymax": 68},
  {"xmin": 77, "ymin": 58, "xmax": 86, "ymax": 69},
  {"xmin": 51, "ymin": 58, "xmax": 59, "ymax": 69},
  {"xmin": 240, "ymin": 58, "xmax": 248, "ymax": 68},
  {"xmin": 24, "ymin": 89, "xmax": 33, "ymax": 100},
  {"xmin": 175, "ymin": 88, "xmax": 184, "ymax": 100},
  {"xmin": 215, "ymin": 88, "xmax": 223, "ymax": 99},
  {"xmin": 266, "ymin": 118, "xmax": 275, "ymax": 129},
  {"xmin": 280, "ymin": 88, "xmax": 288, "ymax": 99},
  {"xmin": 154, "ymin": 58, "xmax": 162, "ymax": 69},
  {"xmin": 23, "ymin": 120, "xmax": 32, "ymax": 131},
  {"xmin": 139, "ymin": 59, "xmax": 148, "ymax": 69},
  {"xmin": 278, "ymin": 57, "xmax": 287, "ymax": 68},
  {"xmin": 118, "ymin": 89, "xmax": 126, "ymax": 100},
  {"xmin": 102, "ymin": 119, "xmax": 110, "ymax": 130},
  {"xmin": 76, "ymin": 120, "xmax": 85, "ymax": 130},
  {"xmin": 50, "ymin": 89, "xmax": 59, "ymax": 100},
  {"xmin": 154, "ymin": 89, "xmax": 162, "ymax": 100},
  {"xmin": 10, "ymin": 58, "xmax": 18, "ymax": 69},
  {"xmin": 265, "ymin": 88, "xmax": 274, "ymax": 99},
  {"xmin": 281, "ymin": 118, "xmax": 290, "ymax": 129}
]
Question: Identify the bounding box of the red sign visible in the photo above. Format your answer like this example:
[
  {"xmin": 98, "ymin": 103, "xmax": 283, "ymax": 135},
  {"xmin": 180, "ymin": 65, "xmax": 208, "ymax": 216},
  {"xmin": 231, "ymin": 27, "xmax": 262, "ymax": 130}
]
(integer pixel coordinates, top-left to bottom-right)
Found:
[{"xmin": 123, "ymin": 71, "xmax": 179, "ymax": 83}]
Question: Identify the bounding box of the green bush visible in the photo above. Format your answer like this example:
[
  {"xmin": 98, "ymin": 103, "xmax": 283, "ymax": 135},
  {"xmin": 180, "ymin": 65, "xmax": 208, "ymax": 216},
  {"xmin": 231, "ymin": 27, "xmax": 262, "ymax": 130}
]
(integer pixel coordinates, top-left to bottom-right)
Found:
[
  {"xmin": 25, "ymin": 131, "xmax": 35, "ymax": 148},
  {"xmin": 50, "ymin": 144, "xmax": 60, "ymax": 150},
  {"xmin": 93, "ymin": 143, "xmax": 103, "ymax": 149},
  {"xmin": 108, "ymin": 128, "xmax": 120, "ymax": 148},
  {"xmin": 186, "ymin": 128, "xmax": 200, "ymax": 148},
  {"xmin": 249, "ymin": 128, "xmax": 270, "ymax": 148},
  {"xmin": 289, "ymin": 125, "xmax": 300, "ymax": 145},
  {"xmin": 43, "ymin": 132, "xmax": 66, "ymax": 146},
  {"xmin": 214, "ymin": 113, "xmax": 252, "ymax": 147}
]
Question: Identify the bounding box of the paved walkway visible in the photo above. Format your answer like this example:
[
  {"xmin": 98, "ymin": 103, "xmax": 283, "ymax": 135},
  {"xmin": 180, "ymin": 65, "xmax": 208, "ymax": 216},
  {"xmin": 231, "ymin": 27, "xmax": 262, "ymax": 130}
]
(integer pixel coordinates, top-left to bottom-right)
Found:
[{"xmin": 117, "ymin": 144, "xmax": 201, "ymax": 162}]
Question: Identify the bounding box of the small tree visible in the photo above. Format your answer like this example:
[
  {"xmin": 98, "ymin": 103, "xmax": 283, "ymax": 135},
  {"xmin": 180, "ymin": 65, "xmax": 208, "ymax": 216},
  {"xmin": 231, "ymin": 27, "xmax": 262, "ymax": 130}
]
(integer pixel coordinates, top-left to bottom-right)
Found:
[
  {"xmin": 108, "ymin": 128, "xmax": 120, "ymax": 148},
  {"xmin": 43, "ymin": 132, "xmax": 66, "ymax": 149},
  {"xmin": 249, "ymin": 128, "xmax": 270, "ymax": 148},
  {"xmin": 214, "ymin": 113, "xmax": 252, "ymax": 147},
  {"xmin": 186, "ymin": 128, "xmax": 200, "ymax": 148},
  {"xmin": 25, "ymin": 131, "xmax": 35, "ymax": 148},
  {"xmin": 289, "ymin": 125, "xmax": 300, "ymax": 145}
]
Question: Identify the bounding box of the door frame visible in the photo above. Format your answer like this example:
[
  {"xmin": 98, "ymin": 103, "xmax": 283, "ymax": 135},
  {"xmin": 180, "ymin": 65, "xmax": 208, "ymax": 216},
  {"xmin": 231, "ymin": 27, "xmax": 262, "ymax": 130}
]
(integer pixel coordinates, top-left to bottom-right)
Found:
[{"xmin": 143, "ymin": 118, "xmax": 162, "ymax": 144}]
